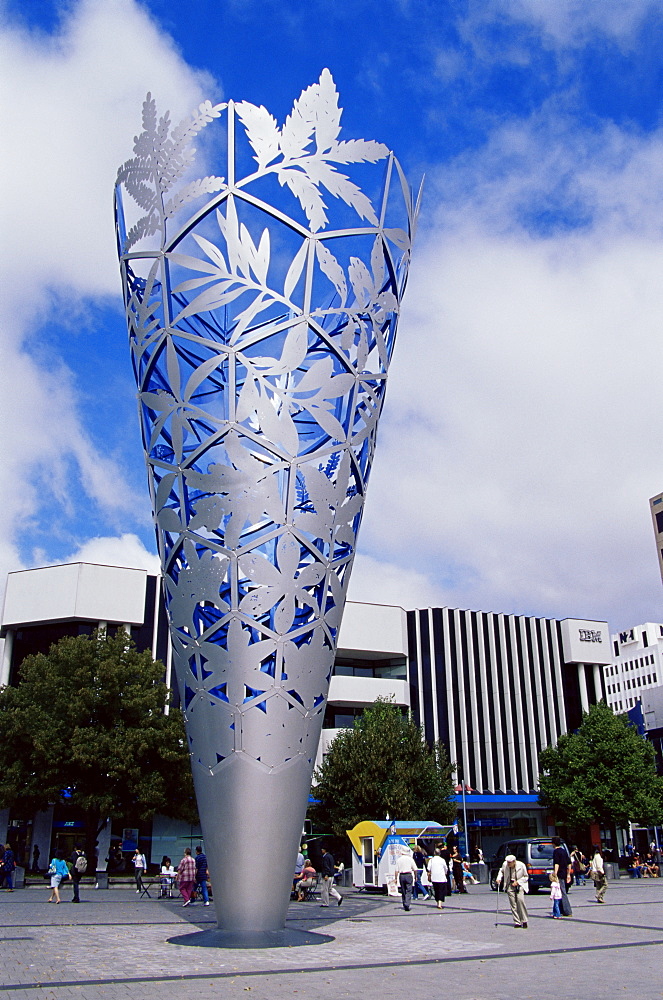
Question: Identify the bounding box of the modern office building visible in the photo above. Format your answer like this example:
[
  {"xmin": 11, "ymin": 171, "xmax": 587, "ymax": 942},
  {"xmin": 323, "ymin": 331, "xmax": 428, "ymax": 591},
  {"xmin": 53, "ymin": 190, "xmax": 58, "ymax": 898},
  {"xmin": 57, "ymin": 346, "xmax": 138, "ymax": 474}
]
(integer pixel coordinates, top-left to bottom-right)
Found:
[
  {"xmin": 1, "ymin": 562, "xmax": 610, "ymax": 861},
  {"xmin": 407, "ymin": 608, "xmax": 610, "ymax": 850},
  {"xmin": 605, "ymin": 622, "xmax": 663, "ymax": 714}
]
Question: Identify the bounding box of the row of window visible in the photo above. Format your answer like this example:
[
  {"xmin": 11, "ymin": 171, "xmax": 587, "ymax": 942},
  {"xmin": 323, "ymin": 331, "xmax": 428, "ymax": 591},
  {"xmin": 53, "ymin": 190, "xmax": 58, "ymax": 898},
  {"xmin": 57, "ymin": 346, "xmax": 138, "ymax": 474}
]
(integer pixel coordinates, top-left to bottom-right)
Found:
[
  {"xmin": 607, "ymin": 673, "xmax": 658, "ymax": 696},
  {"xmin": 606, "ymin": 653, "xmax": 656, "ymax": 677}
]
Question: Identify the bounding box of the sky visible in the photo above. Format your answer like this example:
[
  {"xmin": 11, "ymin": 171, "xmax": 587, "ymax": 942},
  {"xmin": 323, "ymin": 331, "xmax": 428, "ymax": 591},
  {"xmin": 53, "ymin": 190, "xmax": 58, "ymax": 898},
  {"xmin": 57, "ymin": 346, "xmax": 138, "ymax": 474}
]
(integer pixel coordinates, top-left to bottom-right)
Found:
[{"xmin": 2, "ymin": 0, "xmax": 663, "ymax": 633}]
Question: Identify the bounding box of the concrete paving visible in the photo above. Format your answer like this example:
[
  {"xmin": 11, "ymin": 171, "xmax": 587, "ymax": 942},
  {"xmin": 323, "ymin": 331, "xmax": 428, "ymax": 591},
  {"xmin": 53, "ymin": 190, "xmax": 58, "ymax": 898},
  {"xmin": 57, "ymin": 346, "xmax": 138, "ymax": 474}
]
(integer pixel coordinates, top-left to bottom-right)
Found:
[{"xmin": 1, "ymin": 878, "xmax": 663, "ymax": 999}]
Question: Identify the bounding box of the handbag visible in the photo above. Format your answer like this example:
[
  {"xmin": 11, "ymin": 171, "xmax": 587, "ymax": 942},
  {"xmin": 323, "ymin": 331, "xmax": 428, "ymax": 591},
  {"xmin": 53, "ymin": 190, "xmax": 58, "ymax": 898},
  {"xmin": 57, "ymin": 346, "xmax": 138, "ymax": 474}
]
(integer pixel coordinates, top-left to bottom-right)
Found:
[{"xmin": 48, "ymin": 863, "xmax": 57, "ymax": 875}]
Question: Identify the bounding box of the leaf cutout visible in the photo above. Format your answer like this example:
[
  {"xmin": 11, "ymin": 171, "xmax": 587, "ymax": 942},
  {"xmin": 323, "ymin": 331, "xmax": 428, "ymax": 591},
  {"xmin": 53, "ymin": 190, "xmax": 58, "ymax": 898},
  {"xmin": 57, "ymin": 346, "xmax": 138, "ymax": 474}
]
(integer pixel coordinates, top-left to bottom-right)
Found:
[
  {"xmin": 164, "ymin": 175, "xmax": 226, "ymax": 218},
  {"xmin": 328, "ymin": 139, "xmax": 389, "ymax": 164},
  {"xmin": 315, "ymin": 243, "xmax": 347, "ymax": 305},
  {"xmin": 312, "ymin": 67, "xmax": 342, "ymax": 153},
  {"xmin": 283, "ymin": 240, "xmax": 309, "ymax": 300},
  {"xmin": 384, "ymin": 228, "xmax": 411, "ymax": 252},
  {"xmin": 279, "ymin": 167, "xmax": 328, "ymax": 232},
  {"xmin": 348, "ymin": 257, "xmax": 373, "ymax": 308},
  {"xmin": 235, "ymin": 101, "xmax": 281, "ymax": 168}
]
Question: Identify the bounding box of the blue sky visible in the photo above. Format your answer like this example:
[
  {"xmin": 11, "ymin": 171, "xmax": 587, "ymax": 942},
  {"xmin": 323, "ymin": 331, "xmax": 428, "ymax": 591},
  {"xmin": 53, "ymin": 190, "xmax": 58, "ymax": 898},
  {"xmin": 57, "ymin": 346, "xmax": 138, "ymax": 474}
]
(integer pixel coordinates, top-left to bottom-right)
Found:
[{"xmin": 2, "ymin": 0, "xmax": 663, "ymax": 631}]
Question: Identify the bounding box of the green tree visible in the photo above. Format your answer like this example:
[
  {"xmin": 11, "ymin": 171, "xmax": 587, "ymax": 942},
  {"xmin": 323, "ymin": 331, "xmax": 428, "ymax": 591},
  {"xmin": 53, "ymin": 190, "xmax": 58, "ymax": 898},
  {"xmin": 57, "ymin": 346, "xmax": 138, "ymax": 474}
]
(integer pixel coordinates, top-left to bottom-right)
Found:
[
  {"xmin": 538, "ymin": 701, "xmax": 663, "ymax": 828},
  {"xmin": 0, "ymin": 629, "xmax": 196, "ymax": 860},
  {"xmin": 310, "ymin": 698, "xmax": 456, "ymax": 836}
]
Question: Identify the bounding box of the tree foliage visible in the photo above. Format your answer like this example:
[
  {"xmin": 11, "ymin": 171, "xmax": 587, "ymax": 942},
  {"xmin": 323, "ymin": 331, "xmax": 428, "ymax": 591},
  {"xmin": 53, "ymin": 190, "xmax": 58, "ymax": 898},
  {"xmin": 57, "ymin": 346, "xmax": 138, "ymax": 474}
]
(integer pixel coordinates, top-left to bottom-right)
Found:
[
  {"xmin": 310, "ymin": 698, "xmax": 456, "ymax": 836},
  {"xmin": 0, "ymin": 629, "xmax": 197, "ymax": 852},
  {"xmin": 538, "ymin": 701, "xmax": 663, "ymax": 827}
]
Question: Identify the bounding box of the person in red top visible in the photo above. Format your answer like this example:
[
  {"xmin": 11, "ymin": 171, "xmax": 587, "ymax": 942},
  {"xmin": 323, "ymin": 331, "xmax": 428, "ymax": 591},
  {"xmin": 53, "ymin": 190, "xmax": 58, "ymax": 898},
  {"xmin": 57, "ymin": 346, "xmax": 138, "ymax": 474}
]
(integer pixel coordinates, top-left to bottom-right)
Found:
[{"xmin": 177, "ymin": 848, "xmax": 196, "ymax": 906}]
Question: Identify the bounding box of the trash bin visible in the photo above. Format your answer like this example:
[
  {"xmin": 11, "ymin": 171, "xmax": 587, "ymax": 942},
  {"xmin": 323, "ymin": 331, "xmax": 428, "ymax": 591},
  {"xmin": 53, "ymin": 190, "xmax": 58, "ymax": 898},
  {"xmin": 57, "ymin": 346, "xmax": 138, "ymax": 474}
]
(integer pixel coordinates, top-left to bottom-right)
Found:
[{"xmin": 470, "ymin": 862, "xmax": 488, "ymax": 884}]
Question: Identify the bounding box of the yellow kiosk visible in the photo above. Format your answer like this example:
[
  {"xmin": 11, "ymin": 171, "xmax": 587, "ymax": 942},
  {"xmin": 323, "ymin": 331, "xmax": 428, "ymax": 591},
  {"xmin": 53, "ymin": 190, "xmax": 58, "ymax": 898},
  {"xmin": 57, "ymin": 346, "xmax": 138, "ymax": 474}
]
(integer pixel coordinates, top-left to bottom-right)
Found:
[{"xmin": 347, "ymin": 820, "xmax": 454, "ymax": 894}]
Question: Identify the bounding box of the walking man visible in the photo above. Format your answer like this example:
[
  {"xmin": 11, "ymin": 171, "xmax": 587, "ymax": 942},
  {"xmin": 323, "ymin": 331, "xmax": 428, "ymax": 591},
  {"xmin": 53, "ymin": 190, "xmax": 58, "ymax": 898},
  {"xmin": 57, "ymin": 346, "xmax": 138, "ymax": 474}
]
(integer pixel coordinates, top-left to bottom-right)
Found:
[
  {"xmin": 319, "ymin": 847, "xmax": 342, "ymax": 907},
  {"xmin": 495, "ymin": 854, "xmax": 529, "ymax": 928},
  {"xmin": 395, "ymin": 849, "xmax": 419, "ymax": 911},
  {"xmin": 194, "ymin": 845, "xmax": 210, "ymax": 906},
  {"xmin": 70, "ymin": 846, "xmax": 87, "ymax": 903}
]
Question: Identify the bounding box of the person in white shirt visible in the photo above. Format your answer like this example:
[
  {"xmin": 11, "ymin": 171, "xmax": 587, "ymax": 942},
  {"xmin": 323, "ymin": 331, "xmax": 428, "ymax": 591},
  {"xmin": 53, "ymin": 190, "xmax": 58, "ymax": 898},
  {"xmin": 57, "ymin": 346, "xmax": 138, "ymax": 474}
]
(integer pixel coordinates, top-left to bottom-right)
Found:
[
  {"xmin": 496, "ymin": 854, "xmax": 529, "ymax": 928},
  {"xmin": 395, "ymin": 849, "xmax": 419, "ymax": 910},
  {"xmin": 427, "ymin": 850, "xmax": 449, "ymax": 909},
  {"xmin": 133, "ymin": 849, "xmax": 147, "ymax": 894},
  {"xmin": 590, "ymin": 845, "xmax": 607, "ymax": 904}
]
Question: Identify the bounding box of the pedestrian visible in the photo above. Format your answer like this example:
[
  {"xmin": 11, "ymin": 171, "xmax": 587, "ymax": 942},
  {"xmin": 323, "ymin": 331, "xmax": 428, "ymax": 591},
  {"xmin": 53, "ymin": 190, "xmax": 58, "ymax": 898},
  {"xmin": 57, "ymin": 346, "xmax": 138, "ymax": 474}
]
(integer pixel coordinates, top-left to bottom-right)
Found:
[
  {"xmin": 440, "ymin": 841, "xmax": 453, "ymax": 897},
  {"xmin": 590, "ymin": 845, "xmax": 607, "ymax": 904},
  {"xmin": 394, "ymin": 848, "xmax": 418, "ymax": 911},
  {"xmin": 319, "ymin": 847, "xmax": 342, "ymax": 907},
  {"xmin": 132, "ymin": 848, "xmax": 147, "ymax": 894},
  {"xmin": 571, "ymin": 846, "xmax": 586, "ymax": 886},
  {"xmin": 495, "ymin": 853, "xmax": 529, "ymax": 928},
  {"xmin": 32, "ymin": 845, "xmax": 41, "ymax": 872},
  {"xmin": 412, "ymin": 843, "xmax": 429, "ymax": 900},
  {"xmin": 47, "ymin": 849, "xmax": 70, "ymax": 904},
  {"xmin": 549, "ymin": 872, "xmax": 562, "ymax": 918},
  {"xmin": 450, "ymin": 845, "xmax": 467, "ymax": 893},
  {"xmin": 552, "ymin": 836, "xmax": 573, "ymax": 916},
  {"xmin": 427, "ymin": 849, "xmax": 449, "ymax": 910},
  {"xmin": 194, "ymin": 845, "xmax": 210, "ymax": 906},
  {"xmin": 2, "ymin": 844, "xmax": 16, "ymax": 892},
  {"xmin": 177, "ymin": 847, "xmax": 196, "ymax": 906},
  {"xmin": 70, "ymin": 846, "xmax": 87, "ymax": 903}
]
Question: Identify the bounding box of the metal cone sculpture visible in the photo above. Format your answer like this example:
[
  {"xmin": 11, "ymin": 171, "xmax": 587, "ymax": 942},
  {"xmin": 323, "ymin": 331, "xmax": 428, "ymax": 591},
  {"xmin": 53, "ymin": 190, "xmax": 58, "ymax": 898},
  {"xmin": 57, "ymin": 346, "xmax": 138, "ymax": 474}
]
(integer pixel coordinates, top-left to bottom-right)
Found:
[{"xmin": 115, "ymin": 70, "xmax": 418, "ymax": 933}]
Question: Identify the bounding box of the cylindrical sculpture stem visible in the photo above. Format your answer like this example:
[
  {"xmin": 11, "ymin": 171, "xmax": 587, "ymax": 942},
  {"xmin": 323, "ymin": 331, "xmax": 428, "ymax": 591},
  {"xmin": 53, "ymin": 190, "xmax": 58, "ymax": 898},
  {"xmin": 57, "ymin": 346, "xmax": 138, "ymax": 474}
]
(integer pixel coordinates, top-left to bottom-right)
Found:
[{"xmin": 115, "ymin": 71, "xmax": 417, "ymax": 932}]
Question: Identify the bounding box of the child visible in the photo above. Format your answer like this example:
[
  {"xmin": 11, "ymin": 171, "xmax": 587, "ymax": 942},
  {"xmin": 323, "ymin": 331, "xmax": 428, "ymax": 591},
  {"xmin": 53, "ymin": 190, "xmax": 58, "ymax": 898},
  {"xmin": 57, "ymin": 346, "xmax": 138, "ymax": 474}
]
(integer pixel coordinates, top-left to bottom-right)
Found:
[{"xmin": 549, "ymin": 872, "xmax": 562, "ymax": 918}]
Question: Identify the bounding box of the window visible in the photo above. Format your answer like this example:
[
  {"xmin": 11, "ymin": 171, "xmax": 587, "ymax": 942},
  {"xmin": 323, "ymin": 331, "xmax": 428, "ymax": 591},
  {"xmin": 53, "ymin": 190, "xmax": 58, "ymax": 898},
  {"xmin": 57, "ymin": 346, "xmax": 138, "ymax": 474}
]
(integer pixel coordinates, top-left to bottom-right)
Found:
[{"xmin": 333, "ymin": 656, "xmax": 407, "ymax": 680}]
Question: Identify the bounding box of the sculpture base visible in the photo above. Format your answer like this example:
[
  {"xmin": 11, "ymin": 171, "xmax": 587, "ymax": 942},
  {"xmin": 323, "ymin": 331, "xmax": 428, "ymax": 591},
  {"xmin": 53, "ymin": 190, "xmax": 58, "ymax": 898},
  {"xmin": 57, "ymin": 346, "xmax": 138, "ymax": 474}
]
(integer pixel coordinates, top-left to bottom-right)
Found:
[{"xmin": 167, "ymin": 928, "xmax": 334, "ymax": 949}]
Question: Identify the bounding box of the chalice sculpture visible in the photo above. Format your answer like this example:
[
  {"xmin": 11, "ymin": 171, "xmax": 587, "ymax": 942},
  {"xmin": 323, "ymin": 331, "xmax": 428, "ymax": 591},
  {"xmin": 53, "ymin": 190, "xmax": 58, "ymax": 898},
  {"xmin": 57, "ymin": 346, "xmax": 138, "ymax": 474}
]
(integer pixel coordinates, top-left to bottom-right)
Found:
[{"xmin": 115, "ymin": 70, "xmax": 418, "ymax": 938}]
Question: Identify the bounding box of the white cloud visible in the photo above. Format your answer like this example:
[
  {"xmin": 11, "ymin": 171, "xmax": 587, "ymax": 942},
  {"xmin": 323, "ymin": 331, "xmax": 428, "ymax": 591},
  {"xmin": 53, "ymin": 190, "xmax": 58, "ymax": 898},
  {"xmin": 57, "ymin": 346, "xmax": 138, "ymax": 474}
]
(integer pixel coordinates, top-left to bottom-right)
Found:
[
  {"xmin": 497, "ymin": 0, "xmax": 658, "ymax": 48},
  {"xmin": 0, "ymin": 0, "xmax": 216, "ymax": 590},
  {"xmin": 355, "ymin": 112, "xmax": 663, "ymax": 629},
  {"xmin": 457, "ymin": 0, "xmax": 659, "ymax": 55},
  {"xmin": 347, "ymin": 554, "xmax": 447, "ymax": 610},
  {"xmin": 60, "ymin": 532, "xmax": 160, "ymax": 573}
]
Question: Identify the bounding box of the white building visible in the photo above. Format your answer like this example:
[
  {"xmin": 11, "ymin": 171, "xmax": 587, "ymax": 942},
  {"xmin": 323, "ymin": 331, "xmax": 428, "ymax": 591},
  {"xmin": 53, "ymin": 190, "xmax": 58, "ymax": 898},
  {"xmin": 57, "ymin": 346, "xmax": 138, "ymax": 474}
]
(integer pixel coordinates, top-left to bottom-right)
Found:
[
  {"xmin": 605, "ymin": 622, "xmax": 663, "ymax": 713},
  {"xmin": 1, "ymin": 560, "xmax": 612, "ymax": 860}
]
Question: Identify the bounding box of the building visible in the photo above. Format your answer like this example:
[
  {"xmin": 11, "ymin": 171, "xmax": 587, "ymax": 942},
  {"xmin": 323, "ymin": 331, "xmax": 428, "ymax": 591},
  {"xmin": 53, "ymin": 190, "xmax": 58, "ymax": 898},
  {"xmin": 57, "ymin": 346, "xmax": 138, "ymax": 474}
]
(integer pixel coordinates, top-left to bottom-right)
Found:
[
  {"xmin": 1, "ymin": 561, "xmax": 610, "ymax": 862},
  {"xmin": 0, "ymin": 562, "xmax": 409, "ymax": 866},
  {"xmin": 649, "ymin": 492, "xmax": 663, "ymax": 586},
  {"xmin": 407, "ymin": 607, "xmax": 610, "ymax": 853},
  {"xmin": 605, "ymin": 623, "xmax": 663, "ymax": 714}
]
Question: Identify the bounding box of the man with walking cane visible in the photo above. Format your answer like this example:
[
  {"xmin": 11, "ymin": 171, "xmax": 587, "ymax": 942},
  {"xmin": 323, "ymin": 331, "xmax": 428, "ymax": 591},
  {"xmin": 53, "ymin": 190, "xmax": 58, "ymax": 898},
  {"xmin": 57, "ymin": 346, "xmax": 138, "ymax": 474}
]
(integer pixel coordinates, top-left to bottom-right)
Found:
[{"xmin": 495, "ymin": 854, "xmax": 529, "ymax": 928}]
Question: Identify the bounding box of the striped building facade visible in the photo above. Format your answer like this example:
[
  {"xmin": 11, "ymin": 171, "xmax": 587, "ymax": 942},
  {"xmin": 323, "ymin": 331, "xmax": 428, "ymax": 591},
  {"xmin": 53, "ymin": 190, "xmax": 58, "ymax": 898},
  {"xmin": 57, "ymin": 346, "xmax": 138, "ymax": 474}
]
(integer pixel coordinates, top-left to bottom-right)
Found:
[{"xmin": 407, "ymin": 608, "xmax": 609, "ymax": 796}]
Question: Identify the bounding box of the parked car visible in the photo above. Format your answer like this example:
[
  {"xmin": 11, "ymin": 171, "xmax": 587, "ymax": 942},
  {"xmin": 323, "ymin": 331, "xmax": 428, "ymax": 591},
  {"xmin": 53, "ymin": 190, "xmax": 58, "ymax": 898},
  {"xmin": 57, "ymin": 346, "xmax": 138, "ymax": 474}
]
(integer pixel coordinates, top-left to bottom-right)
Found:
[{"xmin": 489, "ymin": 838, "xmax": 571, "ymax": 893}]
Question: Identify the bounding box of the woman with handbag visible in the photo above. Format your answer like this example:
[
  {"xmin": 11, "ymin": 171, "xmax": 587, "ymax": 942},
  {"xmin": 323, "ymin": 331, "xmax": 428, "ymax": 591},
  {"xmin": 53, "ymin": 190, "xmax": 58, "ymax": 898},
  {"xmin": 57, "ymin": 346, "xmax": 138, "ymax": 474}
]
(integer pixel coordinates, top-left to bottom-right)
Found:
[{"xmin": 47, "ymin": 849, "xmax": 70, "ymax": 904}]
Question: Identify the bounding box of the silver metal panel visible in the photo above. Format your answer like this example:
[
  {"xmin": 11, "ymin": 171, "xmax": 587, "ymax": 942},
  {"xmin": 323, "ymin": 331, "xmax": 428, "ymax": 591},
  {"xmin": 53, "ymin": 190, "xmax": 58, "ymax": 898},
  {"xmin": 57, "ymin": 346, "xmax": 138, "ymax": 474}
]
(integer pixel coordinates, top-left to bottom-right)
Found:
[{"xmin": 115, "ymin": 71, "xmax": 417, "ymax": 932}]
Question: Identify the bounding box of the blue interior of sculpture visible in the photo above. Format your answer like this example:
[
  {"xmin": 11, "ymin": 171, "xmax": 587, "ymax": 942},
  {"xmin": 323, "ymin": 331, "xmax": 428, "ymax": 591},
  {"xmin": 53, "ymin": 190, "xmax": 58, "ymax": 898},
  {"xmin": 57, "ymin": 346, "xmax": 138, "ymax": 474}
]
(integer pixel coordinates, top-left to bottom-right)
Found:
[{"xmin": 116, "ymin": 71, "xmax": 417, "ymax": 775}]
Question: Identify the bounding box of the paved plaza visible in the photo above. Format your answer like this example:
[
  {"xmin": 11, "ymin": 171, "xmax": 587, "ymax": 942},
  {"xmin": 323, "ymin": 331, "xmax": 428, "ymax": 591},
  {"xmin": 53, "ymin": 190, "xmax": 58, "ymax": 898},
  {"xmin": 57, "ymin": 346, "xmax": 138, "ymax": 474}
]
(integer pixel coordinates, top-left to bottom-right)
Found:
[{"xmin": 1, "ymin": 878, "xmax": 663, "ymax": 1000}]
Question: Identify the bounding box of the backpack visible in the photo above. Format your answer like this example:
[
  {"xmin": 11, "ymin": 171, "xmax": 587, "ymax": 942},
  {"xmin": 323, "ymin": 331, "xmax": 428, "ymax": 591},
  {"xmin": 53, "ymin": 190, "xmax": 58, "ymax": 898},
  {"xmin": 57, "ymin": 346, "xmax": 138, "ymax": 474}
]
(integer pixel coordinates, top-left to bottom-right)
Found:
[{"xmin": 75, "ymin": 854, "xmax": 88, "ymax": 873}]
